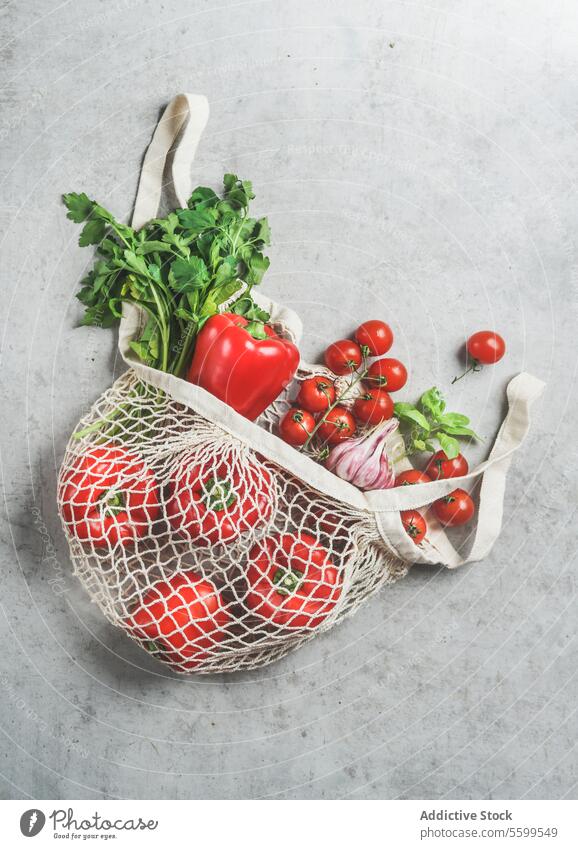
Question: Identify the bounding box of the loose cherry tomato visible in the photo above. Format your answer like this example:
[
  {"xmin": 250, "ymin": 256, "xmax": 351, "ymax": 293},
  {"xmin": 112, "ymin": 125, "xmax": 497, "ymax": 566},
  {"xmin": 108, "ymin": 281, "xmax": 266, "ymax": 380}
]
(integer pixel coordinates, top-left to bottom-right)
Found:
[
  {"xmin": 425, "ymin": 450, "xmax": 469, "ymax": 480},
  {"xmin": 317, "ymin": 406, "xmax": 356, "ymax": 445},
  {"xmin": 296, "ymin": 376, "xmax": 336, "ymax": 413},
  {"xmin": 354, "ymin": 320, "xmax": 393, "ymax": 355},
  {"xmin": 395, "ymin": 469, "xmax": 432, "ymax": 486},
  {"xmin": 324, "ymin": 339, "xmax": 363, "ymax": 375},
  {"xmin": 467, "ymin": 331, "xmax": 506, "ymax": 365},
  {"xmin": 365, "ymin": 357, "xmax": 407, "ymax": 392},
  {"xmin": 401, "ymin": 510, "xmax": 427, "ymax": 545},
  {"xmin": 353, "ymin": 388, "xmax": 394, "ymax": 425},
  {"xmin": 279, "ymin": 408, "xmax": 315, "ymax": 446},
  {"xmin": 433, "ymin": 488, "xmax": 475, "ymax": 527}
]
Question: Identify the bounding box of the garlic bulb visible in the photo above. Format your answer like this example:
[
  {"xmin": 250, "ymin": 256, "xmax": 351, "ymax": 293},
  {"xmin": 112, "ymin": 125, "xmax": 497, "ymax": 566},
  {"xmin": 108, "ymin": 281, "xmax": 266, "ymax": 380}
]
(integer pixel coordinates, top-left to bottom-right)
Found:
[{"xmin": 325, "ymin": 418, "xmax": 399, "ymax": 490}]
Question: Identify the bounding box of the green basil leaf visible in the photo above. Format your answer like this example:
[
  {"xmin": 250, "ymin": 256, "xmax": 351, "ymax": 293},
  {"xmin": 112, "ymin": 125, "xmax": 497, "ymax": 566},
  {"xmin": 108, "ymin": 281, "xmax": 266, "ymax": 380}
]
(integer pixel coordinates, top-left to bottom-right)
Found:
[
  {"xmin": 437, "ymin": 432, "xmax": 460, "ymax": 459},
  {"xmin": 440, "ymin": 412, "xmax": 470, "ymax": 427},
  {"xmin": 419, "ymin": 387, "xmax": 445, "ymax": 419},
  {"xmin": 394, "ymin": 403, "xmax": 431, "ymax": 432},
  {"xmin": 442, "ymin": 425, "xmax": 479, "ymax": 438}
]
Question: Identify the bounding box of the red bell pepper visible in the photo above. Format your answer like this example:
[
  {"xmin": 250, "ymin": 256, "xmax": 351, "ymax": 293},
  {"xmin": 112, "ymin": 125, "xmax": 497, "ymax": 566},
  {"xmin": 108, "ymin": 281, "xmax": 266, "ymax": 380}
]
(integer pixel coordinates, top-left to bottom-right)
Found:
[
  {"xmin": 125, "ymin": 571, "xmax": 230, "ymax": 666},
  {"xmin": 166, "ymin": 456, "xmax": 273, "ymax": 546},
  {"xmin": 245, "ymin": 532, "xmax": 342, "ymax": 629},
  {"xmin": 187, "ymin": 313, "xmax": 300, "ymax": 420},
  {"xmin": 60, "ymin": 444, "xmax": 160, "ymax": 548}
]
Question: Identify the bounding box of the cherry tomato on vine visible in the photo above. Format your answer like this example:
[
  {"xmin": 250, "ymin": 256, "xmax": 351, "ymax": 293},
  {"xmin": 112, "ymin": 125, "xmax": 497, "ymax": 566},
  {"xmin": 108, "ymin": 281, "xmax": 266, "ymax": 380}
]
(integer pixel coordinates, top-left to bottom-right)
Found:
[
  {"xmin": 317, "ymin": 406, "xmax": 356, "ymax": 445},
  {"xmin": 279, "ymin": 408, "xmax": 316, "ymax": 446},
  {"xmin": 324, "ymin": 340, "xmax": 363, "ymax": 375},
  {"xmin": 433, "ymin": 488, "xmax": 475, "ymax": 527},
  {"xmin": 467, "ymin": 331, "xmax": 506, "ymax": 365},
  {"xmin": 401, "ymin": 510, "xmax": 427, "ymax": 545},
  {"xmin": 353, "ymin": 388, "xmax": 394, "ymax": 425},
  {"xmin": 365, "ymin": 357, "xmax": 407, "ymax": 392},
  {"xmin": 354, "ymin": 320, "xmax": 393, "ymax": 356},
  {"xmin": 425, "ymin": 450, "xmax": 469, "ymax": 481},
  {"xmin": 296, "ymin": 376, "xmax": 336, "ymax": 413},
  {"xmin": 395, "ymin": 469, "xmax": 432, "ymax": 487}
]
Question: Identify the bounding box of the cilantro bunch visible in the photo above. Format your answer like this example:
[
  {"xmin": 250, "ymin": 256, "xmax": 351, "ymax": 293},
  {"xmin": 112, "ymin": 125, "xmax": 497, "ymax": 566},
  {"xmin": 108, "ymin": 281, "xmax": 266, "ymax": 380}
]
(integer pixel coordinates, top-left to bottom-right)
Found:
[
  {"xmin": 63, "ymin": 174, "xmax": 271, "ymax": 376},
  {"xmin": 394, "ymin": 387, "xmax": 479, "ymax": 459}
]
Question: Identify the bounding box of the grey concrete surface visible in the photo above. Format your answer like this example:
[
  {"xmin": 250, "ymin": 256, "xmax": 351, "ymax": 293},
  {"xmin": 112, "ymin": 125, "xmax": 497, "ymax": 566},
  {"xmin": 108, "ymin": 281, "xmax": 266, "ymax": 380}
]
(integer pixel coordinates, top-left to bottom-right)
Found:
[{"xmin": 1, "ymin": 0, "xmax": 577, "ymax": 800}]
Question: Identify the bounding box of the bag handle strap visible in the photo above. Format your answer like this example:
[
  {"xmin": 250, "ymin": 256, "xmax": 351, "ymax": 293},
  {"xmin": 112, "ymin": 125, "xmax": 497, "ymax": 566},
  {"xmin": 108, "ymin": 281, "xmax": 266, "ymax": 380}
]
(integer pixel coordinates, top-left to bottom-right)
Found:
[
  {"xmin": 367, "ymin": 372, "xmax": 545, "ymax": 566},
  {"xmin": 131, "ymin": 93, "xmax": 210, "ymax": 229}
]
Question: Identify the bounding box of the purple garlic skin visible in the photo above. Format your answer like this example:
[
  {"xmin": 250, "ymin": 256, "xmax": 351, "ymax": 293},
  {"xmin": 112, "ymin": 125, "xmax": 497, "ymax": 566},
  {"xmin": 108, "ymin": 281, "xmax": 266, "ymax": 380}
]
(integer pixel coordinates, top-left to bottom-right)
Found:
[{"xmin": 326, "ymin": 419, "xmax": 399, "ymax": 490}]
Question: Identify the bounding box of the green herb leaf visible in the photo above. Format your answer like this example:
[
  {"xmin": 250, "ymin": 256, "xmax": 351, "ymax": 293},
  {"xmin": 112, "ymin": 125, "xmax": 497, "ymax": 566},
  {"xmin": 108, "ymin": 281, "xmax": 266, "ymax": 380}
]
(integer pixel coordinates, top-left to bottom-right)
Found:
[
  {"xmin": 232, "ymin": 297, "xmax": 270, "ymax": 322},
  {"xmin": 79, "ymin": 218, "xmax": 106, "ymax": 246},
  {"xmin": 63, "ymin": 192, "xmax": 94, "ymax": 223},
  {"xmin": 187, "ymin": 186, "xmax": 219, "ymax": 209},
  {"xmin": 442, "ymin": 425, "xmax": 479, "ymax": 438},
  {"xmin": 439, "ymin": 412, "xmax": 470, "ymax": 427},
  {"xmin": 168, "ymin": 256, "xmax": 209, "ymax": 293},
  {"xmin": 177, "ymin": 207, "xmax": 217, "ymax": 231},
  {"xmin": 394, "ymin": 403, "xmax": 431, "ymax": 432},
  {"xmin": 437, "ymin": 432, "xmax": 461, "ymax": 459},
  {"xmin": 420, "ymin": 387, "xmax": 445, "ymax": 419}
]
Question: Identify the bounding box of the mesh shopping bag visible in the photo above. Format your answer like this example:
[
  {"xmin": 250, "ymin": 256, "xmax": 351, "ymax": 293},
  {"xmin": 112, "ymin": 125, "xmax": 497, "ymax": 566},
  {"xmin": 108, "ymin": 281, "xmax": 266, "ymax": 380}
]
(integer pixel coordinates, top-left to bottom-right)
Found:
[{"xmin": 57, "ymin": 94, "xmax": 545, "ymax": 674}]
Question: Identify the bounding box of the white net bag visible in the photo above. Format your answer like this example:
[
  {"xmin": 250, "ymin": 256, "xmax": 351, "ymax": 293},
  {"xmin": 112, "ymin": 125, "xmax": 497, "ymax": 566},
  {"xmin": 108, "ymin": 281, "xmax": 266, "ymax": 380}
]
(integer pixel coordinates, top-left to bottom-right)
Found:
[{"xmin": 57, "ymin": 94, "xmax": 545, "ymax": 674}]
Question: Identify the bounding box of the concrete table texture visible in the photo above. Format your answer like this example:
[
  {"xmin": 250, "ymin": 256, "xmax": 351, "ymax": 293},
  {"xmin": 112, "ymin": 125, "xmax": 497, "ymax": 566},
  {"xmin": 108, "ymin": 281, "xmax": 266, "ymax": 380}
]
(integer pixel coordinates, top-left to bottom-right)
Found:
[{"xmin": 0, "ymin": 0, "xmax": 576, "ymax": 800}]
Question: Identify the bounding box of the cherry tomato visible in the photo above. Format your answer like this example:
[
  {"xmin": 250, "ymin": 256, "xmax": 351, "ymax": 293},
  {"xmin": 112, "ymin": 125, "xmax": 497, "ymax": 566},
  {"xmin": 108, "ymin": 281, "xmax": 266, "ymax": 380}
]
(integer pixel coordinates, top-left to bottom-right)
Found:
[
  {"xmin": 354, "ymin": 320, "xmax": 393, "ymax": 356},
  {"xmin": 395, "ymin": 469, "xmax": 432, "ymax": 486},
  {"xmin": 317, "ymin": 406, "xmax": 356, "ymax": 445},
  {"xmin": 467, "ymin": 331, "xmax": 506, "ymax": 365},
  {"xmin": 401, "ymin": 510, "xmax": 427, "ymax": 545},
  {"xmin": 425, "ymin": 450, "xmax": 469, "ymax": 480},
  {"xmin": 296, "ymin": 376, "xmax": 336, "ymax": 413},
  {"xmin": 433, "ymin": 488, "xmax": 475, "ymax": 527},
  {"xmin": 365, "ymin": 357, "xmax": 407, "ymax": 392},
  {"xmin": 353, "ymin": 388, "xmax": 394, "ymax": 425},
  {"xmin": 279, "ymin": 408, "xmax": 315, "ymax": 446},
  {"xmin": 324, "ymin": 340, "xmax": 363, "ymax": 375}
]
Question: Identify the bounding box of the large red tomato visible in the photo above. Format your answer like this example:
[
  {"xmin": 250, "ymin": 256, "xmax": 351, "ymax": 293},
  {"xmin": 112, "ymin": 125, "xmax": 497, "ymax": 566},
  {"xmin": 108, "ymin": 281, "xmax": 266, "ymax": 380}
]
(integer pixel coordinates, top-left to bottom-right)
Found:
[
  {"xmin": 125, "ymin": 571, "xmax": 230, "ymax": 663},
  {"xmin": 245, "ymin": 532, "xmax": 342, "ymax": 629},
  {"xmin": 166, "ymin": 457, "xmax": 272, "ymax": 546}
]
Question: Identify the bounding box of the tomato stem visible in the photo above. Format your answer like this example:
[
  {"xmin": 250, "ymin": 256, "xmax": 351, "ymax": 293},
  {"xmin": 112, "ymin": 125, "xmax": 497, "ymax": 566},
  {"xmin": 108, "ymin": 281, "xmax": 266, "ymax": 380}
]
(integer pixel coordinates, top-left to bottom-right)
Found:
[
  {"xmin": 200, "ymin": 476, "xmax": 237, "ymax": 511},
  {"xmin": 451, "ymin": 359, "xmax": 482, "ymax": 384},
  {"xmin": 273, "ymin": 567, "xmax": 304, "ymax": 596}
]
